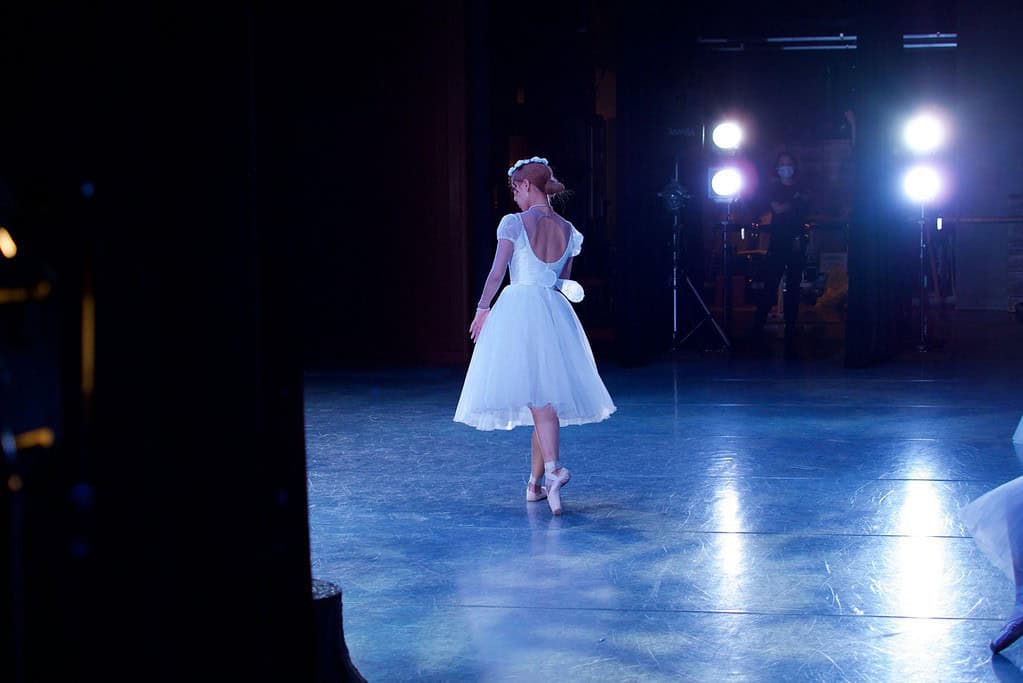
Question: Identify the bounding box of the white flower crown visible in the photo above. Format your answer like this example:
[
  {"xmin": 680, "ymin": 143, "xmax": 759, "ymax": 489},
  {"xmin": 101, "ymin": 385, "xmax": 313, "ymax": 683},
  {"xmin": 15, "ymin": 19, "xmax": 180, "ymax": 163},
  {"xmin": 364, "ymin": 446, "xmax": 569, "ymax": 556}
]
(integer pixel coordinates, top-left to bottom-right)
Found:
[{"xmin": 507, "ymin": 156, "xmax": 549, "ymax": 177}]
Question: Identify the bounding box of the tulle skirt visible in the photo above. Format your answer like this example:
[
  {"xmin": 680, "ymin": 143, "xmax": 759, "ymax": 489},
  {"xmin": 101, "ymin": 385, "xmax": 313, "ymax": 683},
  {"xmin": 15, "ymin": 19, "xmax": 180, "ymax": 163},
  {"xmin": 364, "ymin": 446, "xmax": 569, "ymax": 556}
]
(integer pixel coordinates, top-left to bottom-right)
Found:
[
  {"xmin": 454, "ymin": 284, "xmax": 616, "ymax": 431},
  {"xmin": 961, "ymin": 475, "xmax": 1023, "ymax": 582}
]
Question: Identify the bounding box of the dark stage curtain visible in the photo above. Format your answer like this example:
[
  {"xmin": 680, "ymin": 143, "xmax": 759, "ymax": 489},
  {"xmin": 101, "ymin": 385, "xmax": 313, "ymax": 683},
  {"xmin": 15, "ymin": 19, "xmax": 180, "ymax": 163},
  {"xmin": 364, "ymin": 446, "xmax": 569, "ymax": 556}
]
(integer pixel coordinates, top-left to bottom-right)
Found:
[
  {"xmin": 1, "ymin": 6, "xmax": 316, "ymax": 680},
  {"xmin": 616, "ymin": 7, "xmax": 674, "ymax": 367},
  {"xmin": 844, "ymin": 16, "xmax": 914, "ymax": 367}
]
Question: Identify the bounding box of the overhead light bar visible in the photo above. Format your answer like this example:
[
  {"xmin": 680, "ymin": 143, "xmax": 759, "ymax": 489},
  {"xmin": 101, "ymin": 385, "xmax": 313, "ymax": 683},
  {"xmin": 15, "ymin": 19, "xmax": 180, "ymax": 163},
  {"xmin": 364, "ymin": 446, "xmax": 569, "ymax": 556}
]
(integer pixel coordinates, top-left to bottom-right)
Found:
[
  {"xmin": 904, "ymin": 32, "xmax": 958, "ymax": 49},
  {"xmin": 766, "ymin": 35, "xmax": 856, "ymax": 43},
  {"xmin": 782, "ymin": 45, "xmax": 857, "ymax": 51},
  {"xmin": 697, "ymin": 32, "xmax": 958, "ymax": 52}
]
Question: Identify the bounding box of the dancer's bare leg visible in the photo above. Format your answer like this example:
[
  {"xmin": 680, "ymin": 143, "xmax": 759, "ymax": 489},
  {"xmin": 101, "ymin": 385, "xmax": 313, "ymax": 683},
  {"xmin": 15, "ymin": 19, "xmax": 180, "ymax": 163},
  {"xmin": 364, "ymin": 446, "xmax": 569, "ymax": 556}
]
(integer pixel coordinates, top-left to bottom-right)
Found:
[
  {"xmin": 531, "ymin": 429, "xmax": 544, "ymax": 480},
  {"xmin": 531, "ymin": 407, "xmax": 559, "ymax": 466},
  {"xmin": 530, "ymin": 405, "xmax": 569, "ymax": 514},
  {"xmin": 526, "ymin": 429, "xmax": 547, "ymax": 502}
]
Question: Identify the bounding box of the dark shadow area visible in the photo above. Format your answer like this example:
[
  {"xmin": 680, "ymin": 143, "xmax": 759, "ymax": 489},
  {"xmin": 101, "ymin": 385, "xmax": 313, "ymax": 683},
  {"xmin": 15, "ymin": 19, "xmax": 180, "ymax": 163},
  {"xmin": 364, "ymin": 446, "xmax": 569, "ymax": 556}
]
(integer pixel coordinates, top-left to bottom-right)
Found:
[{"xmin": 0, "ymin": 6, "xmax": 326, "ymax": 681}]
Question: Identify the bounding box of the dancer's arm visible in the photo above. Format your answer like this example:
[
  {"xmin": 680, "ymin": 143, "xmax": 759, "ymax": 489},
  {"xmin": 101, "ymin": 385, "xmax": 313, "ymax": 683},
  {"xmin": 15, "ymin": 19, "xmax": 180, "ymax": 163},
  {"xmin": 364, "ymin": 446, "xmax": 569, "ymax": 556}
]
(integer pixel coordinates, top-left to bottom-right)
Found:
[
  {"xmin": 469, "ymin": 240, "xmax": 514, "ymax": 343},
  {"xmin": 559, "ymin": 257, "xmax": 573, "ymax": 280}
]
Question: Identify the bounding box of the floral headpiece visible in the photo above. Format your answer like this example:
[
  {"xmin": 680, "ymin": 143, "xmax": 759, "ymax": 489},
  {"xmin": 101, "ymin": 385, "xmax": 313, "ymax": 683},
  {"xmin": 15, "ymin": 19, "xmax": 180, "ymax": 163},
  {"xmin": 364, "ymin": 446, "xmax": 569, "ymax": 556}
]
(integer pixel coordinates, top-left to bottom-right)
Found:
[{"xmin": 507, "ymin": 156, "xmax": 549, "ymax": 177}]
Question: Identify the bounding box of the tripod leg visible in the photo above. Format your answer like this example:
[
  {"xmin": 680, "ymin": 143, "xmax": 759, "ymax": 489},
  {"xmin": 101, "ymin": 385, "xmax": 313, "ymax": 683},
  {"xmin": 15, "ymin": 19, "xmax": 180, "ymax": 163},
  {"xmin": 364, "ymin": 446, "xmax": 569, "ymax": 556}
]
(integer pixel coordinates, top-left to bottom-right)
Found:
[
  {"xmin": 689, "ymin": 277, "xmax": 731, "ymax": 348},
  {"xmin": 677, "ymin": 309, "xmax": 711, "ymax": 346},
  {"xmin": 679, "ymin": 274, "xmax": 731, "ymax": 348}
]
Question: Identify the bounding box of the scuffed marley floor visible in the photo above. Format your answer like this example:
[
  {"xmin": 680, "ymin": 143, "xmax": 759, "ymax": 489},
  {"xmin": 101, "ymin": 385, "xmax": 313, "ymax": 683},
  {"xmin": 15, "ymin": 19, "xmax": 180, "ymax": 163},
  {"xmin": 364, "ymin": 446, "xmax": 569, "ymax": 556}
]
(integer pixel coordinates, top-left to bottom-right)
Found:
[{"xmin": 306, "ymin": 335, "xmax": 1023, "ymax": 681}]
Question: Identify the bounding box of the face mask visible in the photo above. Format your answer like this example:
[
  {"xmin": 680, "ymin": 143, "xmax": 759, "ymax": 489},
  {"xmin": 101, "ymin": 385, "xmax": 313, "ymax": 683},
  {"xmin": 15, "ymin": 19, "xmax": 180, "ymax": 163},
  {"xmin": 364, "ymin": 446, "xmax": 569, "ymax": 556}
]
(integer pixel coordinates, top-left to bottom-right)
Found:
[{"xmin": 777, "ymin": 165, "xmax": 795, "ymax": 179}]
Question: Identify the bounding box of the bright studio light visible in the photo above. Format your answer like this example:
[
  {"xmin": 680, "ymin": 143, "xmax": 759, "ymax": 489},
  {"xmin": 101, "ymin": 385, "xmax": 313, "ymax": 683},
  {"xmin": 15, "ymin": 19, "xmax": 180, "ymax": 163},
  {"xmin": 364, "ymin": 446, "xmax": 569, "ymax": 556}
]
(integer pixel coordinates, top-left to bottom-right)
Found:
[
  {"xmin": 903, "ymin": 165, "xmax": 942, "ymax": 203},
  {"xmin": 0, "ymin": 227, "xmax": 16, "ymax": 259},
  {"xmin": 712, "ymin": 121, "xmax": 742, "ymax": 150},
  {"xmin": 904, "ymin": 113, "xmax": 945, "ymax": 154},
  {"xmin": 711, "ymin": 168, "xmax": 742, "ymax": 198}
]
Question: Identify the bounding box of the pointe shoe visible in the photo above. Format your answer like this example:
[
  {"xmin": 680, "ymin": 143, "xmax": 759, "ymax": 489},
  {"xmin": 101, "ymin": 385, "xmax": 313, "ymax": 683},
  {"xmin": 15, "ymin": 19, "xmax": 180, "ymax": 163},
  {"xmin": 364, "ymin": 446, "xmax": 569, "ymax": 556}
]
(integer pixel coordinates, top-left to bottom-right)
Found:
[
  {"xmin": 526, "ymin": 483, "xmax": 547, "ymax": 502},
  {"xmin": 545, "ymin": 467, "xmax": 571, "ymax": 515},
  {"xmin": 991, "ymin": 616, "xmax": 1023, "ymax": 653}
]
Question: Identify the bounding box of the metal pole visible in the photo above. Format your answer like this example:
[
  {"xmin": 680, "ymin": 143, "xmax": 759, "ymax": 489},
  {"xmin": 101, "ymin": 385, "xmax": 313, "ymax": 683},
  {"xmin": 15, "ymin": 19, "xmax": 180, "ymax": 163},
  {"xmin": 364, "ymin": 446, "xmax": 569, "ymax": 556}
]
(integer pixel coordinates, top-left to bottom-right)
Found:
[
  {"xmin": 671, "ymin": 156, "xmax": 680, "ymax": 350},
  {"xmin": 918, "ymin": 204, "xmax": 928, "ymax": 352},
  {"xmin": 672, "ymin": 212, "xmax": 679, "ymax": 347},
  {"xmin": 723, "ymin": 200, "xmax": 732, "ymax": 340}
]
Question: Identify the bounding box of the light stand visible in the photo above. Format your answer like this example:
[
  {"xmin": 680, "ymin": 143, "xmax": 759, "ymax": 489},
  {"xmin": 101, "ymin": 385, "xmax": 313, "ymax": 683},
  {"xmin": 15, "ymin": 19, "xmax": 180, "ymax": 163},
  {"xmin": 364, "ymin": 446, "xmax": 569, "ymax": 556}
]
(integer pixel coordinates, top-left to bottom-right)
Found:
[
  {"xmin": 708, "ymin": 165, "xmax": 742, "ymax": 345},
  {"xmin": 659, "ymin": 161, "xmax": 730, "ymax": 352},
  {"xmin": 917, "ymin": 204, "xmax": 929, "ymax": 352},
  {"xmin": 721, "ymin": 197, "xmax": 737, "ymax": 343}
]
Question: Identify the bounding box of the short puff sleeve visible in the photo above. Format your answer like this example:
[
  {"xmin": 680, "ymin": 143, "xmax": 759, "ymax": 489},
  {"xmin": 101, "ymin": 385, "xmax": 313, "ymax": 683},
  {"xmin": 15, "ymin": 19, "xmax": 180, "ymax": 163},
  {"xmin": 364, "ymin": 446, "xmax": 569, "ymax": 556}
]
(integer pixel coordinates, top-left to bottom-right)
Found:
[
  {"xmin": 569, "ymin": 224, "xmax": 584, "ymax": 257},
  {"xmin": 496, "ymin": 214, "xmax": 522, "ymax": 242}
]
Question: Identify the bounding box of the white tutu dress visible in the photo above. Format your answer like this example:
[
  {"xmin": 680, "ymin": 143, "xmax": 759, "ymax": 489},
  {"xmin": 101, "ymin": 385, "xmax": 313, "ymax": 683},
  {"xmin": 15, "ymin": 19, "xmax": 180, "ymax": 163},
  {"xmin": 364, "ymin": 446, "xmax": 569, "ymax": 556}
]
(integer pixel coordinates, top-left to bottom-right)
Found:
[
  {"xmin": 961, "ymin": 474, "xmax": 1023, "ymax": 582},
  {"xmin": 454, "ymin": 211, "xmax": 616, "ymax": 431}
]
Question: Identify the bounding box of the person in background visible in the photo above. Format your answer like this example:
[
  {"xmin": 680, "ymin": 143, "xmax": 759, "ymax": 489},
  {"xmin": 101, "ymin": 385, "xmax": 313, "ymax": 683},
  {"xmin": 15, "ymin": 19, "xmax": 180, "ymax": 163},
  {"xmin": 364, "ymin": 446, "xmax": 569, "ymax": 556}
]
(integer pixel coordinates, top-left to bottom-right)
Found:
[{"xmin": 749, "ymin": 151, "xmax": 810, "ymax": 356}]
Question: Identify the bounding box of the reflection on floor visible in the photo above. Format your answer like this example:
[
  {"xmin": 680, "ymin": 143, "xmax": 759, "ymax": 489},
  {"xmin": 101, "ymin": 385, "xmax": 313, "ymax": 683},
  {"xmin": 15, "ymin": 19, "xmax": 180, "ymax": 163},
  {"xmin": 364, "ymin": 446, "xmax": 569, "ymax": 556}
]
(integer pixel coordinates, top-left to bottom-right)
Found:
[{"xmin": 306, "ymin": 326, "xmax": 1023, "ymax": 681}]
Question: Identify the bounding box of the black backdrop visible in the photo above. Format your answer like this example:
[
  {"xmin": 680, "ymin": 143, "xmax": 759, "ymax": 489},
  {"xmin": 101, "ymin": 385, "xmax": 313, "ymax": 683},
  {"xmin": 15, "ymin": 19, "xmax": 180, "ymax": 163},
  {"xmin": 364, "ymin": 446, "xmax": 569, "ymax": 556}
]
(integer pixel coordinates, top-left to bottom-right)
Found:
[{"xmin": 1, "ymin": 6, "xmax": 313, "ymax": 680}]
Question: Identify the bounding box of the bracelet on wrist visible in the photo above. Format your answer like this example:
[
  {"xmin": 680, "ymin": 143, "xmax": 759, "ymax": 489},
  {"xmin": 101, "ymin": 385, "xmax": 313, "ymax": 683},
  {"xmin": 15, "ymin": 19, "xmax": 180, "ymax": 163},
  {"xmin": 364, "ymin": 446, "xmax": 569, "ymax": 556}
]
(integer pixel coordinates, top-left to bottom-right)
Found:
[{"xmin": 476, "ymin": 307, "xmax": 490, "ymax": 312}]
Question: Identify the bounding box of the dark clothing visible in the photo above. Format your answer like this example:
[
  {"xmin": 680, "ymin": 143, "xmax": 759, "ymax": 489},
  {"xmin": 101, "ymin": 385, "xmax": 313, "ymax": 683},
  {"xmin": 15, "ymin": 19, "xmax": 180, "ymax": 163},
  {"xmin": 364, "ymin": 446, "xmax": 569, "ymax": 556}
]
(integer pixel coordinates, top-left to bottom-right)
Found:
[
  {"xmin": 752, "ymin": 246, "xmax": 803, "ymax": 336},
  {"xmin": 764, "ymin": 181, "xmax": 808, "ymax": 251},
  {"xmin": 752, "ymin": 180, "xmax": 808, "ymax": 338}
]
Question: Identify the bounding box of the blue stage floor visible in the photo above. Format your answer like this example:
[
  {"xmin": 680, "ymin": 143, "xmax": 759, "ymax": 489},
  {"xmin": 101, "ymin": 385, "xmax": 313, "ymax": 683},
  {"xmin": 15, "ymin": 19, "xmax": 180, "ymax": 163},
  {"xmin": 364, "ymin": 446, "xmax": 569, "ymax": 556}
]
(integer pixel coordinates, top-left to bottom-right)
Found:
[{"xmin": 306, "ymin": 348, "xmax": 1023, "ymax": 681}]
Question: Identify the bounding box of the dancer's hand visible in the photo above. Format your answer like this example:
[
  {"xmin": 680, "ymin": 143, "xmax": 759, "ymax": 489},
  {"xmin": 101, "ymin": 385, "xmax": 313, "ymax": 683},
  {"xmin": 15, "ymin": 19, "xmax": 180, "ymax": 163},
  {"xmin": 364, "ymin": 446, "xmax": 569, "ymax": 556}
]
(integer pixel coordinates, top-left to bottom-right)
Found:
[{"xmin": 469, "ymin": 308, "xmax": 489, "ymax": 343}]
